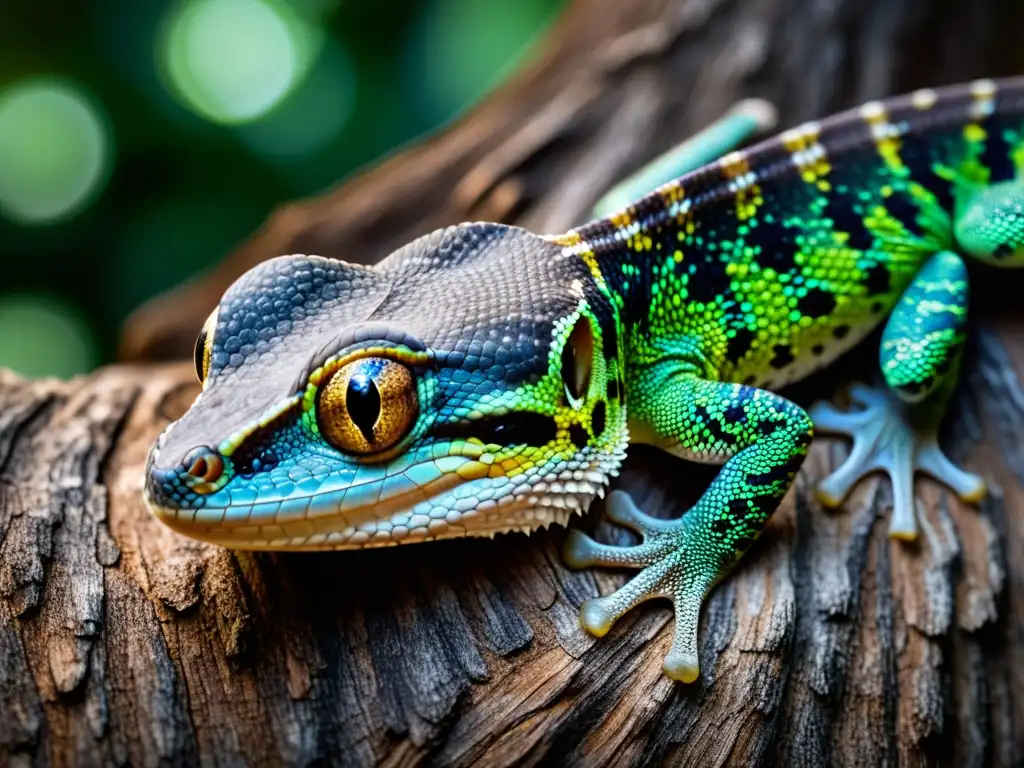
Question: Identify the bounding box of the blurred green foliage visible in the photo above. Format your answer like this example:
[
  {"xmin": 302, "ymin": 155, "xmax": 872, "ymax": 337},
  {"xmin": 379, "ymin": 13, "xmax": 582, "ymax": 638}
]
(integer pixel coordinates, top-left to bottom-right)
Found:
[{"xmin": 0, "ymin": 0, "xmax": 566, "ymax": 378}]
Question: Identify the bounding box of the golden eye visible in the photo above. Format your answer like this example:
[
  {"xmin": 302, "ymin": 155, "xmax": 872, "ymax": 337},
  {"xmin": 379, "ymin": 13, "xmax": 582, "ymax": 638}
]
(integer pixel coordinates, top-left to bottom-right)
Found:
[
  {"xmin": 194, "ymin": 308, "xmax": 218, "ymax": 385},
  {"xmin": 317, "ymin": 357, "xmax": 419, "ymax": 455}
]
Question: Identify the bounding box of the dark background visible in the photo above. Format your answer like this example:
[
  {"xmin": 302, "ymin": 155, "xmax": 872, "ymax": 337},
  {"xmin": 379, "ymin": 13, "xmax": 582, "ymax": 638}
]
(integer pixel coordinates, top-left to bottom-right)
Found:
[{"xmin": 0, "ymin": 0, "xmax": 566, "ymax": 377}]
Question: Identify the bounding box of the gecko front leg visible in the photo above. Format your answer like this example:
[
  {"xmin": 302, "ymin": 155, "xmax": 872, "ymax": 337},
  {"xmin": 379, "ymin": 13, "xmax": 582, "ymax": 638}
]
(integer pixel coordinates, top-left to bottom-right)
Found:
[{"xmin": 563, "ymin": 370, "xmax": 812, "ymax": 682}]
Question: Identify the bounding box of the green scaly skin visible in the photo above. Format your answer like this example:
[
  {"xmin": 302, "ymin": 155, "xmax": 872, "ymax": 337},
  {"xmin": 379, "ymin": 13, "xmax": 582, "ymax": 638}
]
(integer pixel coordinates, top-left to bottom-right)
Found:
[{"xmin": 146, "ymin": 78, "xmax": 1024, "ymax": 683}]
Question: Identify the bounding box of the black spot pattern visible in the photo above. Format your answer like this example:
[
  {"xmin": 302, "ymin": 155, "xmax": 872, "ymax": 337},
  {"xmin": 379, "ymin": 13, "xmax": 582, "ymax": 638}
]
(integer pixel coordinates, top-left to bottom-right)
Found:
[
  {"xmin": 981, "ymin": 115, "xmax": 1016, "ymax": 183},
  {"xmin": 747, "ymin": 454, "xmax": 804, "ymax": 486},
  {"xmin": 569, "ymin": 423, "xmax": 589, "ymax": 449},
  {"xmin": 864, "ymin": 263, "xmax": 890, "ymax": 296},
  {"xmin": 728, "ymin": 498, "xmax": 751, "ymax": 517},
  {"xmin": 797, "ymin": 287, "xmax": 837, "ymax": 318},
  {"xmin": 745, "ymin": 517, "xmax": 766, "ymax": 532},
  {"xmin": 724, "ymin": 403, "xmax": 747, "ymax": 425},
  {"xmin": 770, "ymin": 344, "xmax": 795, "ymax": 369},
  {"xmin": 823, "ymin": 195, "xmax": 874, "ymax": 249},
  {"xmin": 884, "ymin": 194, "xmax": 925, "ymax": 237},
  {"xmin": 899, "ymin": 131, "xmax": 955, "ymax": 212},
  {"xmin": 694, "ymin": 405, "xmax": 732, "ymax": 444},
  {"xmin": 686, "ymin": 259, "xmax": 732, "ymax": 303},
  {"xmin": 752, "ymin": 218, "xmax": 798, "ymax": 272},
  {"xmin": 606, "ymin": 252, "xmax": 654, "ymax": 333},
  {"xmin": 591, "ymin": 401, "xmax": 607, "ymax": 437},
  {"xmin": 727, "ymin": 327, "xmax": 756, "ymax": 363},
  {"xmin": 592, "ymin": 299, "xmax": 619, "ymax": 362}
]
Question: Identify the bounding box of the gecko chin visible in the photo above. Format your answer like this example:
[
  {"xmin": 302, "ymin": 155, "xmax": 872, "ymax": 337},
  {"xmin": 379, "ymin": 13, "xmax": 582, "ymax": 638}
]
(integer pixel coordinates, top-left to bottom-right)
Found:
[{"xmin": 145, "ymin": 443, "xmax": 625, "ymax": 551}]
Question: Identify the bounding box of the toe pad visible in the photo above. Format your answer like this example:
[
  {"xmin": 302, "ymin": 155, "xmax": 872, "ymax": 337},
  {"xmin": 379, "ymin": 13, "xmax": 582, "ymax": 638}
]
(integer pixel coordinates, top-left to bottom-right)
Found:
[
  {"xmin": 579, "ymin": 597, "xmax": 614, "ymax": 637},
  {"xmin": 562, "ymin": 529, "xmax": 597, "ymax": 569},
  {"xmin": 663, "ymin": 650, "xmax": 700, "ymax": 683}
]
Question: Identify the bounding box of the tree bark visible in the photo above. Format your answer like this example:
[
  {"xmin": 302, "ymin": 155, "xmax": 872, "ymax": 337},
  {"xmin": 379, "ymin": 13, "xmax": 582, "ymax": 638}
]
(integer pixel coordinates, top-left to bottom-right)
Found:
[{"xmin": 5, "ymin": 0, "xmax": 1024, "ymax": 765}]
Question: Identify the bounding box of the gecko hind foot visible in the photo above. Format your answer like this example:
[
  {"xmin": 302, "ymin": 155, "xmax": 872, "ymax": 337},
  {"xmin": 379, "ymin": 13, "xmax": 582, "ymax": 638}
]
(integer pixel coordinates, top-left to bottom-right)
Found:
[
  {"xmin": 563, "ymin": 490, "xmax": 711, "ymax": 683},
  {"xmin": 809, "ymin": 383, "xmax": 986, "ymax": 540}
]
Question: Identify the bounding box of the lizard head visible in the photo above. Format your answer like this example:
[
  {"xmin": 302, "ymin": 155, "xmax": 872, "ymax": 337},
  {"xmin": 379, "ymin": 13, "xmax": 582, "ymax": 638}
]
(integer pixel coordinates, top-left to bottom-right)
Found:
[{"xmin": 145, "ymin": 223, "xmax": 628, "ymax": 549}]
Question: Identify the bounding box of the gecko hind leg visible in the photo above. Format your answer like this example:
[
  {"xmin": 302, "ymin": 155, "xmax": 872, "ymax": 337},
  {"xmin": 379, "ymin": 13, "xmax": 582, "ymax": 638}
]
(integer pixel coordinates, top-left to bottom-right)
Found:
[
  {"xmin": 809, "ymin": 251, "xmax": 985, "ymax": 539},
  {"xmin": 809, "ymin": 384, "xmax": 985, "ymax": 539}
]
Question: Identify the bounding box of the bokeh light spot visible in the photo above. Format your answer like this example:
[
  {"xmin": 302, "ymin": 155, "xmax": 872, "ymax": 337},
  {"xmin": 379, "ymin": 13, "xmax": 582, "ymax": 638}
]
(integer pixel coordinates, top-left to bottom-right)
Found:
[
  {"xmin": 406, "ymin": 0, "xmax": 561, "ymax": 127},
  {"xmin": 0, "ymin": 295, "xmax": 97, "ymax": 379},
  {"xmin": 0, "ymin": 79, "xmax": 112, "ymax": 225},
  {"xmin": 236, "ymin": 39, "xmax": 355, "ymax": 159},
  {"xmin": 160, "ymin": 0, "xmax": 321, "ymax": 125}
]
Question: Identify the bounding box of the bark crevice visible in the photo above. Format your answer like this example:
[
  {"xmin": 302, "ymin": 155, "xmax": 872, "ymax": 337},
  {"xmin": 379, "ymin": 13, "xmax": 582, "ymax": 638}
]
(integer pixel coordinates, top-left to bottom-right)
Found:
[{"xmin": 5, "ymin": 0, "xmax": 1024, "ymax": 763}]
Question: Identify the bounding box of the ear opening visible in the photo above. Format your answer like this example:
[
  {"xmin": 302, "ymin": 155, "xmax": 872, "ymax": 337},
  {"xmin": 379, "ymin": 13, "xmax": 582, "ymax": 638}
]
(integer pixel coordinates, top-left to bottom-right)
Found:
[{"xmin": 561, "ymin": 317, "xmax": 594, "ymax": 401}]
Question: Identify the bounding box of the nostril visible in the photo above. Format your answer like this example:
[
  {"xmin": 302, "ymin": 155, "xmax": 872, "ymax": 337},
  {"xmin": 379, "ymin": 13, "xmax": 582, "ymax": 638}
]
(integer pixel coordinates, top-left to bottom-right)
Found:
[{"xmin": 182, "ymin": 447, "xmax": 225, "ymax": 483}]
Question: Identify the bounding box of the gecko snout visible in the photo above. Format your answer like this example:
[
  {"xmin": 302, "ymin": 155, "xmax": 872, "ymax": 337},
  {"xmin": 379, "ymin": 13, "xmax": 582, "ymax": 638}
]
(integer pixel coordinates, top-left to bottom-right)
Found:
[{"xmin": 146, "ymin": 445, "xmax": 227, "ymax": 514}]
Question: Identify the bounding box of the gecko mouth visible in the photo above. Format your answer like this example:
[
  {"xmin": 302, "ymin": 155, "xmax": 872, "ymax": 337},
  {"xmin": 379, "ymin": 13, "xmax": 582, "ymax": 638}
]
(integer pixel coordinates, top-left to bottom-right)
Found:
[{"xmin": 146, "ymin": 448, "xmax": 620, "ymax": 551}]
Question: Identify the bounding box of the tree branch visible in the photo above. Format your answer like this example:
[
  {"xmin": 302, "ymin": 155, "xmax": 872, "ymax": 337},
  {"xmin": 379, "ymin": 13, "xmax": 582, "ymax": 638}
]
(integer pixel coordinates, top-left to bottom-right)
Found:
[{"xmin": 5, "ymin": 0, "xmax": 1024, "ymax": 764}]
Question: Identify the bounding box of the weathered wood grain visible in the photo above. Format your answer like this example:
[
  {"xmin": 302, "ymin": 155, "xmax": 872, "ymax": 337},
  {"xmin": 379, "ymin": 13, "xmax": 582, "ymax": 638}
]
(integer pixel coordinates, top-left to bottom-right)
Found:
[
  {"xmin": 5, "ymin": 0, "xmax": 1024, "ymax": 764},
  {"xmin": 3, "ymin": 324, "xmax": 1024, "ymax": 765}
]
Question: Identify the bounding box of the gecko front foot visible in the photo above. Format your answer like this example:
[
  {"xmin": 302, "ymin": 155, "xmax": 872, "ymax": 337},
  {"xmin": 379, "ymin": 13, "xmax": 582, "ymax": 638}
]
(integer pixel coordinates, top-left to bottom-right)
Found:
[
  {"xmin": 563, "ymin": 490, "xmax": 714, "ymax": 683},
  {"xmin": 809, "ymin": 383, "xmax": 985, "ymax": 539}
]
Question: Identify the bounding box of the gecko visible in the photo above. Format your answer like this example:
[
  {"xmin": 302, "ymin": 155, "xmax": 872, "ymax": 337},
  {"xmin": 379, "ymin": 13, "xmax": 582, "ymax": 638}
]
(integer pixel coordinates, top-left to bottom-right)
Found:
[{"xmin": 145, "ymin": 78, "xmax": 1024, "ymax": 683}]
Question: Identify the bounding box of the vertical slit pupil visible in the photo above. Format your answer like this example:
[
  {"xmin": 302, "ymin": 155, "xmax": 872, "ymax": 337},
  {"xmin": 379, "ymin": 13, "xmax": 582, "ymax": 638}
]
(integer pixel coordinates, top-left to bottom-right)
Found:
[
  {"xmin": 193, "ymin": 328, "xmax": 207, "ymax": 382},
  {"xmin": 347, "ymin": 373, "xmax": 381, "ymax": 443}
]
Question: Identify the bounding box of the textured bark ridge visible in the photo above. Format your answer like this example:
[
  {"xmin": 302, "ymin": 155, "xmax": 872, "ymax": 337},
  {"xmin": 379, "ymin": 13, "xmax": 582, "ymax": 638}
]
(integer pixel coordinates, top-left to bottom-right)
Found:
[
  {"xmin": 3, "ymin": 331, "xmax": 1024, "ymax": 765},
  {"xmin": 5, "ymin": 0, "xmax": 1024, "ymax": 765}
]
